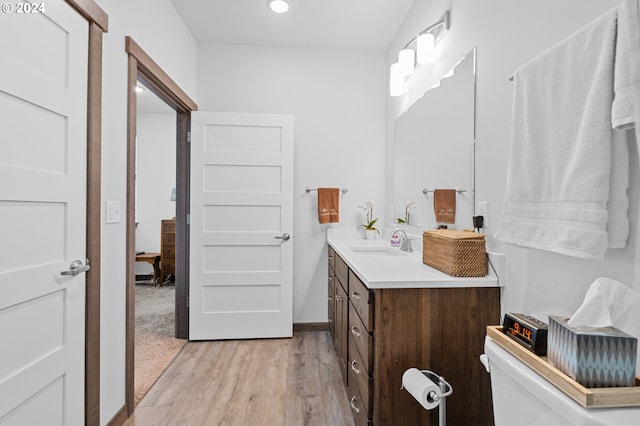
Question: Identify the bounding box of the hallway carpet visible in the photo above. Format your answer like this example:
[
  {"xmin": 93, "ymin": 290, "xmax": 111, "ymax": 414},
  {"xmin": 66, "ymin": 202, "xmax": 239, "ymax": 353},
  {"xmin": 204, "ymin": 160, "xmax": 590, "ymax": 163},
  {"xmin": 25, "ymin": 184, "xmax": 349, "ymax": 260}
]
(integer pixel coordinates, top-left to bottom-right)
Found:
[{"xmin": 135, "ymin": 283, "xmax": 186, "ymax": 406}]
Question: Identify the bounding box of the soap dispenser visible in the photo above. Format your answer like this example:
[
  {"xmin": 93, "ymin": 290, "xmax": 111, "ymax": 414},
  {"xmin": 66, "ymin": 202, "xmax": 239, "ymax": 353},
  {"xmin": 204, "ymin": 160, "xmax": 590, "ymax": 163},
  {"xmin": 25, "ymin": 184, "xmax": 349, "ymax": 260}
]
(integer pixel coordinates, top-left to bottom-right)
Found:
[{"xmin": 391, "ymin": 230, "xmax": 401, "ymax": 247}]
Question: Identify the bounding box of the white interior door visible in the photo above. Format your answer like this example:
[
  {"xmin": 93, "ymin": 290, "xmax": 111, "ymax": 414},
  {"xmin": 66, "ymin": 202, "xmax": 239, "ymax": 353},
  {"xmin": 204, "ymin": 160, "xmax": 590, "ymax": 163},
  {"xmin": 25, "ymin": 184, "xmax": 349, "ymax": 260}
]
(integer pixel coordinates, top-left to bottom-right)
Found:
[
  {"xmin": 190, "ymin": 112, "xmax": 294, "ymax": 340},
  {"xmin": 0, "ymin": 1, "xmax": 88, "ymax": 424}
]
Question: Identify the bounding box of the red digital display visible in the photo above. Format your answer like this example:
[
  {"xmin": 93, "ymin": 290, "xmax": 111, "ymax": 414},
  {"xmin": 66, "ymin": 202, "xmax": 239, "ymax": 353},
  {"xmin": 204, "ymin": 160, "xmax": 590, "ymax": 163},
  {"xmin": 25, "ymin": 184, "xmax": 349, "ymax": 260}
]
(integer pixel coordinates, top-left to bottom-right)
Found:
[{"xmin": 509, "ymin": 321, "xmax": 532, "ymax": 343}]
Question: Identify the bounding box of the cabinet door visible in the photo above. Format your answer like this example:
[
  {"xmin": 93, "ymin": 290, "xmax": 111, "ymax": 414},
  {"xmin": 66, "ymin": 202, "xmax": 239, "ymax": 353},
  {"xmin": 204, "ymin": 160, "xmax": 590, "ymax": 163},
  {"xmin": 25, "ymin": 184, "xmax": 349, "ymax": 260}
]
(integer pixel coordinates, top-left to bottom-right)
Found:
[
  {"xmin": 335, "ymin": 282, "xmax": 348, "ymax": 385},
  {"xmin": 328, "ymin": 266, "xmax": 335, "ymax": 341}
]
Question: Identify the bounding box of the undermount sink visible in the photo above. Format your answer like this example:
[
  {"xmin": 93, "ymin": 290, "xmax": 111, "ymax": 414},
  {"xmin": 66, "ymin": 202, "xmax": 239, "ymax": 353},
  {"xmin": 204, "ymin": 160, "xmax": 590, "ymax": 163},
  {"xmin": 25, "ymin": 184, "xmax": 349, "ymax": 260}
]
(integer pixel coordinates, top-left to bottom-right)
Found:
[{"xmin": 349, "ymin": 246, "xmax": 408, "ymax": 256}]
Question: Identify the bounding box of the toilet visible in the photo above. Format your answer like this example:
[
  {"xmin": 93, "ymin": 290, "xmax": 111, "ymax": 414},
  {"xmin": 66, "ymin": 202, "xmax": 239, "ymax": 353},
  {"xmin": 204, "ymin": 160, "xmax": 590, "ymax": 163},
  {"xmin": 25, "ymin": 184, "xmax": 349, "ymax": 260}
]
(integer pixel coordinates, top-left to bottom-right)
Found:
[{"xmin": 483, "ymin": 336, "xmax": 640, "ymax": 426}]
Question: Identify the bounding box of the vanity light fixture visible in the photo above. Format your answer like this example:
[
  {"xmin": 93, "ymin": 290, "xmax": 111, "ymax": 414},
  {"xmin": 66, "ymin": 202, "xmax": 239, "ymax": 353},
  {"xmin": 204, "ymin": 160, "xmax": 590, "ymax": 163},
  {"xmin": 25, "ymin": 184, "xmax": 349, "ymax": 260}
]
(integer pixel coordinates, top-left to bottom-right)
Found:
[
  {"xmin": 398, "ymin": 48, "xmax": 415, "ymax": 77},
  {"xmin": 268, "ymin": 0, "xmax": 291, "ymax": 14},
  {"xmin": 390, "ymin": 10, "xmax": 451, "ymax": 96},
  {"xmin": 390, "ymin": 63, "xmax": 404, "ymax": 96},
  {"xmin": 416, "ymin": 33, "xmax": 436, "ymax": 64}
]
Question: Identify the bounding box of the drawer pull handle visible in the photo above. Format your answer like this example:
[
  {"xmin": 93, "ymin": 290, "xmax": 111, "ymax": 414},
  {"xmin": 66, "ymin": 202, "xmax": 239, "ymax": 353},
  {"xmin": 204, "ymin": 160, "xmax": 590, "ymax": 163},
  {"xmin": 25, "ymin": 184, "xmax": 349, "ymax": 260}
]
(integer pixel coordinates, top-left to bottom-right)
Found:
[
  {"xmin": 350, "ymin": 396, "xmax": 361, "ymax": 414},
  {"xmin": 328, "ymin": 295, "xmax": 333, "ymax": 301},
  {"xmin": 350, "ymin": 360, "xmax": 361, "ymax": 375},
  {"xmin": 350, "ymin": 326, "xmax": 361, "ymax": 337},
  {"xmin": 328, "ymin": 276, "xmax": 333, "ymax": 281},
  {"xmin": 351, "ymin": 291, "xmax": 361, "ymax": 301}
]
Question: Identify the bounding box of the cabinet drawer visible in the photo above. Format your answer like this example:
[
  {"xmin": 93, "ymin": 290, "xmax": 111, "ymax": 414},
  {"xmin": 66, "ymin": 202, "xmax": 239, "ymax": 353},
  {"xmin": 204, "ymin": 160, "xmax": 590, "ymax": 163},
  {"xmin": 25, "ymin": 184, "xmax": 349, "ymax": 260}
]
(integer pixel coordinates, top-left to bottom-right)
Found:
[
  {"xmin": 163, "ymin": 245, "xmax": 175, "ymax": 257},
  {"xmin": 163, "ymin": 232, "xmax": 176, "ymax": 245},
  {"xmin": 162, "ymin": 259, "xmax": 175, "ymax": 273},
  {"xmin": 348, "ymin": 335, "xmax": 372, "ymax": 413},
  {"xmin": 349, "ymin": 271, "xmax": 373, "ymax": 331},
  {"xmin": 348, "ymin": 364, "xmax": 372, "ymax": 426},
  {"xmin": 162, "ymin": 220, "xmax": 176, "ymax": 233},
  {"xmin": 348, "ymin": 302, "xmax": 373, "ymax": 374},
  {"xmin": 335, "ymin": 254, "xmax": 348, "ymax": 292},
  {"xmin": 328, "ymin": 246, "xmax": 336, "ymax": 273}
]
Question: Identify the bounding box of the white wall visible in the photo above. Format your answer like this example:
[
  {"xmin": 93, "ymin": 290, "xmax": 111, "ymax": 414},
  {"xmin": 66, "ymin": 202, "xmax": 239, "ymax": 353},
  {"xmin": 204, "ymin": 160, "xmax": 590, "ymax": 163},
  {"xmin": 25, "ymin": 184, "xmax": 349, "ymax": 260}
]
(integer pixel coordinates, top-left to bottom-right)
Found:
[
  {"xmin": 197, "ymin": 44, "xmax": 386, "ymax": 323},
  {"xmin": 386, "ymin": 0, "xmax": 639, "ymax": 323},
  {"xmin": 134, "ymin": 112, "xmax": 176, "ymax": 275},
  {"xmin": 94, "ymin": 0, "xmax": 197, "ymax": 424}
]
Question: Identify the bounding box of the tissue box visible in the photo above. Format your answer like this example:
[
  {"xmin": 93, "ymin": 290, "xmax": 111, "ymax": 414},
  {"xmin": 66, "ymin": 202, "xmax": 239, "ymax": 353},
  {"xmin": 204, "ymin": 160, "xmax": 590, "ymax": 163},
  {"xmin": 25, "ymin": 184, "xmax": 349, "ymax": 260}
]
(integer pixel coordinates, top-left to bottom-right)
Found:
[
  {"xmin": 422, "ymin": 229, "xmax": 487, "ymax": 277},
  {"xmin": 547, "ymin": 316, "xmax": 637, "ymax": 388}
]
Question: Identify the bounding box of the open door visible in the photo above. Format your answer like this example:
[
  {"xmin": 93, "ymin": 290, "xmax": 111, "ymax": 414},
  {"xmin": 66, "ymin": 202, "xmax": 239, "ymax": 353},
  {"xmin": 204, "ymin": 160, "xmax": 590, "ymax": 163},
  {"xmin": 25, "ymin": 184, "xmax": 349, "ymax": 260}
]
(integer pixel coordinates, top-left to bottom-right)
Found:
[{"xmin": 190, "ymin": 112, "xmax": 294, "ymax": 340}]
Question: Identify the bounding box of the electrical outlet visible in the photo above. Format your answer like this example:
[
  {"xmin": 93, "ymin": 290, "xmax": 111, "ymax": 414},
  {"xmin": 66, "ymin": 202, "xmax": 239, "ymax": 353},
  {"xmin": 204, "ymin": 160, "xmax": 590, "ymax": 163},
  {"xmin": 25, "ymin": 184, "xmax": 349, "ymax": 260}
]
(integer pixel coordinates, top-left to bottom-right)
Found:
[{"xmin": 477, "ymin": 201, "xmax": 488, "ymax": 228}]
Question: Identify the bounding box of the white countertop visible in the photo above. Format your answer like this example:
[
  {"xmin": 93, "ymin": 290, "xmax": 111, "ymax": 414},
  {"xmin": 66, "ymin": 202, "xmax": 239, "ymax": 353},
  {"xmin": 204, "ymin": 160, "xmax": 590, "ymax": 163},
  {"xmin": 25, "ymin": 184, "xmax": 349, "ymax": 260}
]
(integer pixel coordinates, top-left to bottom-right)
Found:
[{"xmin": 328, "ymin": 236, "xmax": 499, "ymax": 290}]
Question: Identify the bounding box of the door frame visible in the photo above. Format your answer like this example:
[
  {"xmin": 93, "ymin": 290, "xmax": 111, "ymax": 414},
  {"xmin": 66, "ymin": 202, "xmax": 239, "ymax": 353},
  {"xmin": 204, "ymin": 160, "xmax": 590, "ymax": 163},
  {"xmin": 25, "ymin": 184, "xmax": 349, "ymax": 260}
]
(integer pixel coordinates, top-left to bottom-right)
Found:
[
  {"xmin": 124, "ymin": 36, "xmax": 197, "ymax": 416},
  {"xmin": 63, "ymin": 1, "xmax": 108, "ymax": 425}
]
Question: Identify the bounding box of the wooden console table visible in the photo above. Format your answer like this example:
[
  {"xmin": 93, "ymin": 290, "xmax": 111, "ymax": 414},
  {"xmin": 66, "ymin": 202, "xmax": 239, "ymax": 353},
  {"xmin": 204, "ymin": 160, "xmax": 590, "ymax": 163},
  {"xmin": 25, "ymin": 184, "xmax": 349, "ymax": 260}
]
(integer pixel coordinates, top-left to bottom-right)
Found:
[{"xmin": 135, "ymin": 252, "xmax": 161, "ymax": 286}]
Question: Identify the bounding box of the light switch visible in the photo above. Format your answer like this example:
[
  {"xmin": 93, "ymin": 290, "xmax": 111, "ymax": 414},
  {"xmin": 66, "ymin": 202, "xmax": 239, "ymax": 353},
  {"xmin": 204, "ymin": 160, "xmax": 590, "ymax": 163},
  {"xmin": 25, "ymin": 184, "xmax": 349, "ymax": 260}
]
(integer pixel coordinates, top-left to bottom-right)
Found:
[{"xmin": 106, "ymin": 201, "xmax": 121, "ymax": 224}]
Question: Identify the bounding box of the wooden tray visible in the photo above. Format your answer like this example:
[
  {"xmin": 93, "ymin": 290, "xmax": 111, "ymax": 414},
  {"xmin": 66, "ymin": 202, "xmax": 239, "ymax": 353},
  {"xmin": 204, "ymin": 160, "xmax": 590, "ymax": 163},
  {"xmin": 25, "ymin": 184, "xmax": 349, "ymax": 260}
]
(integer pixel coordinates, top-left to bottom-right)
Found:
[{"xmin": 487, "ymin": 326, "xmax": 640, "ymax": 408}]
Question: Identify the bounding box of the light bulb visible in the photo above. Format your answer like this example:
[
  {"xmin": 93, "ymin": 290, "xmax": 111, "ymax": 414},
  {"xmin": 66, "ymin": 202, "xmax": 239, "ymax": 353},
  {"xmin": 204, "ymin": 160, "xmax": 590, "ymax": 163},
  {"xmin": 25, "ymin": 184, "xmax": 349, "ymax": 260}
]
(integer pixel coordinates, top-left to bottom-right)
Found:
[
  {"xmin": 268, "ymin": 0, "xmax": 291, "ymax": 14},
  {"xmin": 390, "ymin": 63, "xmax": 404, "ymax": 97},
  {"xmin": 417, "ymin": 33, "xmax": 435, "ymax": 64},
  {"xmin": 398, "ymin": 49, "xmax": 415, "ymax": 77}
]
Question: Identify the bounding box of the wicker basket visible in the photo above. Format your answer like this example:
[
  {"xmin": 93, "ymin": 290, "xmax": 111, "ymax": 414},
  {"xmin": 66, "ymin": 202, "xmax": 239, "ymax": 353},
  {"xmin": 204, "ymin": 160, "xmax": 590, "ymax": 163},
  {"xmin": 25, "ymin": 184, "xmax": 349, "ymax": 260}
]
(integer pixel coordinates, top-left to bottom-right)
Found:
[{"xmin": 422, "ymin": 229, "xmax": 487, "ymax": 277}]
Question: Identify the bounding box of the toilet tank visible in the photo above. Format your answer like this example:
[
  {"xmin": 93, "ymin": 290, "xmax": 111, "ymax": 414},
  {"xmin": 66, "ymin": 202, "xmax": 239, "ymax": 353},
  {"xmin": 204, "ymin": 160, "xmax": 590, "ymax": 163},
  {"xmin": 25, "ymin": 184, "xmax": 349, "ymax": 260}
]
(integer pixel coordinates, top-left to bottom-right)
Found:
[{"xmin": 483, "ymin": 336, "xmax": 640, "ymax": 426}]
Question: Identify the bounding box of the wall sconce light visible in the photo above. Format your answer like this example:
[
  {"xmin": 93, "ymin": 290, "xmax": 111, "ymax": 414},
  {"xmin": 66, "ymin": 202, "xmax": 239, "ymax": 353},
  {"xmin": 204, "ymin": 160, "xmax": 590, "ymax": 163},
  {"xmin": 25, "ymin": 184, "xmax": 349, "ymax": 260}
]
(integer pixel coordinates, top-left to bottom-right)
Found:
[
  {"xmin": 390, "ymin": 63, "xmax": 404, "ymax": 96},
  {"xmin": 390, "ymin": 10, "xmax": 451, "ymax": 97},
  {"xmin": 268, "ymin": 0, "xmax": 291, "ymax": 14}
]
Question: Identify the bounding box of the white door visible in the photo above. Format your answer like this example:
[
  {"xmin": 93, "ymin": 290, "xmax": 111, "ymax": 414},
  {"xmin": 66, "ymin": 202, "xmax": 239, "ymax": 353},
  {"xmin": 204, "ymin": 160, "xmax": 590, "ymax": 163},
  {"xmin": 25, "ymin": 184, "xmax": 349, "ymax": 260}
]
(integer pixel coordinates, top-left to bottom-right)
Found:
[
  {"xmin": 190, "ymin": 112, "xmax": 294, "ymax": 340},
  {"xmin": 0, "ymin": 1, "xmax": 88, "ymax": 424}
]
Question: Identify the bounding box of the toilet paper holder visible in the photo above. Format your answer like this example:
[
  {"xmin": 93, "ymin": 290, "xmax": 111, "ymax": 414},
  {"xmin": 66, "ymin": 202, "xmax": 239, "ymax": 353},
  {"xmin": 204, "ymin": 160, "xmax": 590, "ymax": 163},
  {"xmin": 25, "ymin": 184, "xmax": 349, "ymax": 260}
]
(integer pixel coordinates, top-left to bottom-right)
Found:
[{"xmin": 402, "ymin": 369, "xmax": 453, "ymax": 426}]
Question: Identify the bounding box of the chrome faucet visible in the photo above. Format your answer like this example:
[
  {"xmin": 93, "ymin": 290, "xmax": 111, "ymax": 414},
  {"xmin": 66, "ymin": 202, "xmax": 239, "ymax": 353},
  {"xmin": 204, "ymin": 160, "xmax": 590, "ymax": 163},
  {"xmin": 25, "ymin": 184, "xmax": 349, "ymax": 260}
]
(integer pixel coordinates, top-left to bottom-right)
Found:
[{"xmin": 391, "ymin": 228, "xmax": 414, "ymax": 252}]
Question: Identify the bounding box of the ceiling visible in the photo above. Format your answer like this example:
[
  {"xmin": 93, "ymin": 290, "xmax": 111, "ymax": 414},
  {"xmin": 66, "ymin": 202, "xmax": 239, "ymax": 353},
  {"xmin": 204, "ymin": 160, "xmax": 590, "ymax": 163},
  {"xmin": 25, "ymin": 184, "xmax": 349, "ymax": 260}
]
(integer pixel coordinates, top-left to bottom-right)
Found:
[
  {"xmin": 138, "ymin": 0, "xmax": 414, "ymax": 113},
  {"xmin": 170, "ymin": 0, "xmax": 414, "ymax": 50}
]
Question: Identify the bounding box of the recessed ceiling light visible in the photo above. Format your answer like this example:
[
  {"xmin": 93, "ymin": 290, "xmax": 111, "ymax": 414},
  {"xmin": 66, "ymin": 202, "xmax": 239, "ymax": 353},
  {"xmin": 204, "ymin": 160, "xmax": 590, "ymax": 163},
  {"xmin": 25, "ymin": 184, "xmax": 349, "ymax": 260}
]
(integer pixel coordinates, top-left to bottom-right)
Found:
[{"xmin": 268, "ymin": 0, "xmax": 291, "ymax": 14}]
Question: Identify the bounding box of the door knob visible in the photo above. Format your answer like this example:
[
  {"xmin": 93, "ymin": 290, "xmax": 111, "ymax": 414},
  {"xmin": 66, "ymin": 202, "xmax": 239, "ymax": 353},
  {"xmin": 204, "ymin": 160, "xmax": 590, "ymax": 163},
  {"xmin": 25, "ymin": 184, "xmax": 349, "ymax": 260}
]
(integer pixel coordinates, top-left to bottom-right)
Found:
[
  {"xmin": 275, "ymin": 233, "xmax": 291, "ymax": 241},
  {"xmin": 61, "ymin": 259, "xmax": 91, "ymax": 276}
]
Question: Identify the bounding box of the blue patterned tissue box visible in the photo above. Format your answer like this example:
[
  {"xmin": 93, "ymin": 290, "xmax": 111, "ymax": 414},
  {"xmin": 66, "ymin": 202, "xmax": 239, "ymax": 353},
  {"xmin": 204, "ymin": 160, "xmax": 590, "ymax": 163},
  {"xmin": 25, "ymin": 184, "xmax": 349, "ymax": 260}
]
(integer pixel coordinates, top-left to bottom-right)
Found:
[{"xmin": 547, "ymin": 316, "xmax": 637, "ymax": 388}]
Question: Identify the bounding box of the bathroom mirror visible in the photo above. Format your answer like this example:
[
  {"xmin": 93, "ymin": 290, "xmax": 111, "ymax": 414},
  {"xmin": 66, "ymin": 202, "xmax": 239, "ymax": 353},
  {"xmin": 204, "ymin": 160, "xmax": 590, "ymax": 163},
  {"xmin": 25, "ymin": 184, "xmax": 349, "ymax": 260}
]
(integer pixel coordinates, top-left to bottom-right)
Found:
[{"xmin": 393, "ymin": 48, "xmax": 476, "ymax": 230}]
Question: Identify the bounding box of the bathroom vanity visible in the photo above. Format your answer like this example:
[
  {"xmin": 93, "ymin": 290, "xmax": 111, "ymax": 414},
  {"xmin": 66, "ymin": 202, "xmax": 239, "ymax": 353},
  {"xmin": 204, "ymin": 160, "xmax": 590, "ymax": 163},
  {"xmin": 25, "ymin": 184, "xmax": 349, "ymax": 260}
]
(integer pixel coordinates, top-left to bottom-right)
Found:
[{"xmin": 328, "ymin": 237, "xmax": 500, "ymax": 425}]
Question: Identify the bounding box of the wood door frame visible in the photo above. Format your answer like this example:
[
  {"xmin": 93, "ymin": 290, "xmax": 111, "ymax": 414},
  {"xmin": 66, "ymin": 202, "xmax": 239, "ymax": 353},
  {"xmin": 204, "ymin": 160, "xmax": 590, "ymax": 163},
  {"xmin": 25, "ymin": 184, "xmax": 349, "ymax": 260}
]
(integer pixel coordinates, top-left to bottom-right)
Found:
[
  {"xmin": 63, "ymin": 1, "xmax": 108, "ymax": 425},
  {"xmin": 124, "ymin": 36, "xmax": 197, "ymax": 416}
]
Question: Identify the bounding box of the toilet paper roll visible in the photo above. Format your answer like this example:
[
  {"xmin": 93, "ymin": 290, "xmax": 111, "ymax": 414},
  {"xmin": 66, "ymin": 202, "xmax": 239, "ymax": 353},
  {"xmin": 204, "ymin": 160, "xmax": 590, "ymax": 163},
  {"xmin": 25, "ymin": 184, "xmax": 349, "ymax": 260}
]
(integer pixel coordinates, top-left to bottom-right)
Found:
[{"xmin": 402, "ymin": 368, "xmax": 441, "ymax": 410}]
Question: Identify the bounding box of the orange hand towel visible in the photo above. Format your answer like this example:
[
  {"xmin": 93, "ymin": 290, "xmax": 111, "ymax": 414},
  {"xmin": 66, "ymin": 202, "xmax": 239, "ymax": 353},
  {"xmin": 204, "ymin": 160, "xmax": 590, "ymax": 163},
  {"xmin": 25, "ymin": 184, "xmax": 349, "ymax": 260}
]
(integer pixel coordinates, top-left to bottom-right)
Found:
[
  {"xmin": 318, "ymin": 188, "xmax": 340, "ymax": 224},
  {"xmin": 434, "ymin": 189, "xmax": 456, "ymax": 224}
]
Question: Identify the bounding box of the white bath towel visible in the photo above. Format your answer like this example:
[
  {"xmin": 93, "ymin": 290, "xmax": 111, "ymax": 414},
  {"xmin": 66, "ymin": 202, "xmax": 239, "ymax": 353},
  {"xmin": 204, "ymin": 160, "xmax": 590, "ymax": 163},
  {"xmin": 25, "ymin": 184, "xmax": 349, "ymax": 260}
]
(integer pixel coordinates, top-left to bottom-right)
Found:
[
  {"xmin": 613, "ymin": 1, "xmax": 635, "ymax": 129},
  {"xmin": 495, "ymin": 8, "xmax": 618, "ymax": 259},
  {"xmin": 607, "ymin": 128, "xmax": 631, "ymax": 248},
  {"xmin": 608, "ymin": 2, "xmax": 635, "ymax": 248},
  {"xmin": 625, "ymin": 0, "xmax": 640, "ymax": 140}
]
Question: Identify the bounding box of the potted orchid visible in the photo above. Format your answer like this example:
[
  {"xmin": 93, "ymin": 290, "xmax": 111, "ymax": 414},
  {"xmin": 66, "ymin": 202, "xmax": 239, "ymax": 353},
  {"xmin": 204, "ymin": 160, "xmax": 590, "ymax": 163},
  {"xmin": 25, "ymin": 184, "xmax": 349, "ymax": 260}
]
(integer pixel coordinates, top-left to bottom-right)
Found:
[
  {"xmin": 396, "ymin": 200, "xmax": 416, "ymax": 225},
  {"xmin": 357, "ymin": 201, "xmax": 379, "ymax": 239}
]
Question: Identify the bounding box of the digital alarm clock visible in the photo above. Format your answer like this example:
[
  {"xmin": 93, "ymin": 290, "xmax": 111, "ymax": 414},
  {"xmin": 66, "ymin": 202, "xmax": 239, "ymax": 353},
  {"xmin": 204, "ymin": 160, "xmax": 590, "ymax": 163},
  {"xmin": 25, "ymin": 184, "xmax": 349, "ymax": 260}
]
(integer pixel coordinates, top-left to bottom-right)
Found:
[{"xmin": 502, "ymin": 312, "xmax": 548, "ymax": 355}]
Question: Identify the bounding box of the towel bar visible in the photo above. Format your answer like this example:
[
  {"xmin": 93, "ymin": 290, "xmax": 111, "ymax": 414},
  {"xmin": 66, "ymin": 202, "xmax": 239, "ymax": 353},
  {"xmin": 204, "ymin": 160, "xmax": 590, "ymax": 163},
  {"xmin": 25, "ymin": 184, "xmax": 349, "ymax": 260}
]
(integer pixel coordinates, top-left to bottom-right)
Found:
[
  {"xmin": 423, "ymin": 189, "xmax": 466, "ymax": 195},
  {"xmin": 306, "ymin": 187, "xmax": 349, "ymax": 193}
]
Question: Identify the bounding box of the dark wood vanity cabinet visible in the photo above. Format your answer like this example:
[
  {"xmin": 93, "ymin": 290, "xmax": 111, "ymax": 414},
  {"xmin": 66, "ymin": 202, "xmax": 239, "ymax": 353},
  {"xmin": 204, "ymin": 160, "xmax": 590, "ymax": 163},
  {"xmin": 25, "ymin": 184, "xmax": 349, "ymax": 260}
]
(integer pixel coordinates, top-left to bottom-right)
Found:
[
  {"xmin": 328, "ymin": 248, "xmax": 336, "ymax": 342},
  {"xmin": 328, "ymin": 247, "xmax": 500, "ymax": 426},
  {"xmin": 329, "ymin": 247, "xmax": 349, "ymax": 384}
]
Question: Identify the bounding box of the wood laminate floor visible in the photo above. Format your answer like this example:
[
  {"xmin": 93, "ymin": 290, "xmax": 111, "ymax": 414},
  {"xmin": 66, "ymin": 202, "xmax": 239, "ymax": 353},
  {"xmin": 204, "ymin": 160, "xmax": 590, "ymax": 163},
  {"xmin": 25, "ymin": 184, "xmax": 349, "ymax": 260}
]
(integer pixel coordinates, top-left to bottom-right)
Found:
[{"xmin": 124, "ymin": 331, "xmax": 355, "ymax": 426}]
